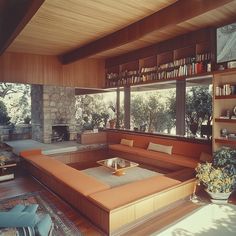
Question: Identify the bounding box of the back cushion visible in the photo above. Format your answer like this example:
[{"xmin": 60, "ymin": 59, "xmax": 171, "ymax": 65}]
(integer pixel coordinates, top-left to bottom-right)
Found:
[
  {"xmin": 120, "ymin": 138, "xmax": 134, "ymax": 147},
  {"xmin": 147, "ymin": 142, "xmax": 173, "ymax": 155}
]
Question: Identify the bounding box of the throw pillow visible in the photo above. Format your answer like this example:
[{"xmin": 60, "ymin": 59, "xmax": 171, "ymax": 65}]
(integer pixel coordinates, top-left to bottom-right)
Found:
[
  {"xmin": 200, "ymin": 152, "xmax": 212, "ymax": 162},
  {"xmin": 120, "ymin": 138, "xmax": 134, "ymax": 147},
  {"xmin": 147, "ymin": 142, "xmax": 173, "ymax": 155},
  {"xmin": 0, "ymin": 212, "xmax": 39, "ymax": 228},
  {"xmin": 23, "ymin": 204, "xmax": 39, "ymax": 214},
  {"xmin": 9, "ymin": 204, "xmax": 25, "ymax": 213}
]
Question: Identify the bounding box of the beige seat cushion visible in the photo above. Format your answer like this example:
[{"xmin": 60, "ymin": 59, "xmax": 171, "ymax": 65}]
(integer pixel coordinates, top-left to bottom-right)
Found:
[
  {"xmin": 147, "ymin": 142, "xmax": 173, "ymax": 155},
  {"xmin": 120, "ymin": 138, "xmax": 134, "ymax": 147},
  {"xmin": 89, "ymin": 175, "xmax": 181, "ymax": 210}
]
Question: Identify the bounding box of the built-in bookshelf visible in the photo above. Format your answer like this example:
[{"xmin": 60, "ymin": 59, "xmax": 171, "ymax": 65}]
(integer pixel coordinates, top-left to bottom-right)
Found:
[
  {"xmin": 213, "ymin": 69, "xmax": 236, "ymax": 151},
  {"xmin": 105, "ymin": 44, "xmax": 213, "ymax": 88}
]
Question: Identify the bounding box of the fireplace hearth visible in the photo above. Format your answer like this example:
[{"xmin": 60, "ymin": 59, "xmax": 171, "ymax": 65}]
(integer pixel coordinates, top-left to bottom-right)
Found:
[{"xmin": 52, "ymin": 125, "xmax": 69, "ymax": 142}]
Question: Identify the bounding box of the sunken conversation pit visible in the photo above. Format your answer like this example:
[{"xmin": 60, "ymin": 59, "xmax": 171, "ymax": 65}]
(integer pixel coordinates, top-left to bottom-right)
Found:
[
  {"xmin": 2, "ymin": 1, "xmax": 236, "ymax": 235},
  {"xmin": 20, "ymin": 148, "xmax": 195, "ymax": 235}
]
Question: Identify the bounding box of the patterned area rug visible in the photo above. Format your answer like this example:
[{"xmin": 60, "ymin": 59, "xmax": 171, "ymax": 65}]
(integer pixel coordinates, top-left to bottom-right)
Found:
[{"xmin": 0, "ymin": 192, "xmax": 83, "ymax": 236}]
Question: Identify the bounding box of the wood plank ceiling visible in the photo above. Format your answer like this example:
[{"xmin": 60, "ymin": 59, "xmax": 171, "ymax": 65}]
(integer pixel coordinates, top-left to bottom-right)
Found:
[
  {"xmin": 94, "ymin": 0, "xmax": 236, "ymax": 59},
  {"xmin": 7, "ymin": 0, "xmax": 177, "ymax": 55},
  {"xmin": 6, "ymin": 0, "xmax": 236, "ymax": 61}
]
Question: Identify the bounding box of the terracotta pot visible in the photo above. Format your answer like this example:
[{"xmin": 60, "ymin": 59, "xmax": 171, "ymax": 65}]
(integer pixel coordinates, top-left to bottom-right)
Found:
[
  {"xmin": 205, "ymin": 189, "xmax": 232, "ymax": 203},
  {"xmin": 109, "ymin": 120, "xmax": 116, "ymax": 129}
]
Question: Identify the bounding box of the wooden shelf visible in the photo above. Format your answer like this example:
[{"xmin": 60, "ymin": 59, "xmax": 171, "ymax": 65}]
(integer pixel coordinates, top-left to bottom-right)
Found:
[
  {"xmin": 213, "ymin": 67, "xmax": 236, "ymax": 76},
  {"xmin": 106, "ymin": 71, "xmax": 212, "ymax": 88},
  {"xmin": 215, "ymin": 95, "xmax": 236, "ymax": 99},
  {"xmin": 215, "ymin": 138, "xmax": 236, "ymax": 145},
  {"xmin": 215, "ymin": 118, "xmax": 236, "ymax": 123}
]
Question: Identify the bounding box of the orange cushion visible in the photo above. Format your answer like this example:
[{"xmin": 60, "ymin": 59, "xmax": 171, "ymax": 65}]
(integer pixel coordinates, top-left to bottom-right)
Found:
[
  {"xmin": 28, "ymin": 155, "xmax": 70, "ymax": 174},
  {"xmin": 144, "ymin": 150, "xmax": 198, "ymax": 168},
  {"xmin": 89, "ymin": 176, "xmax": 181, "ymax": 210},
  {"xmin": 55, "ymin": 168, "xmax": 110, "ymax": 196},
  {"xmin": 20, "ymin": 149, "xmax": 42, "ymax": 158},
  {"xmin": 22, "ymin": 153, "xmax": 110, "ymax": 196}
]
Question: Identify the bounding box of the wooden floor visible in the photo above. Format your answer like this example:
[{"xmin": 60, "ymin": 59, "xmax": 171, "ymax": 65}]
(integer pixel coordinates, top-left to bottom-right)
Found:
[
  {"xmin": 1, "ymin": 173, "xmax": 236, "ymax": 236},
  {"xmin": 0, "ymin": 175, "xmax": 103, "ymax": 236}
]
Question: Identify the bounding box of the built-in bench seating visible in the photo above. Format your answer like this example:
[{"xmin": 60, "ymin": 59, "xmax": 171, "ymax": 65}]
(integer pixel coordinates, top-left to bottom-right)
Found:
[
  {"xmin": 107, "ymin": 130, "xmax": 212, "ymax": 170},
  {"xmin": 20, "ymin": 148, "xmax": 196, "ymax": 235},
  {"xmin": 109, "ymin": 144, "xmax": 199, "ymax": 168}
]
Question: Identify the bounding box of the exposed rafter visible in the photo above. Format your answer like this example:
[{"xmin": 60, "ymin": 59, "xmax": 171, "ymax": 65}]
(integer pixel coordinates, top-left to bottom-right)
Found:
[
  {"xmin": 0, "ymin": 0, "xmax": 44, "ymax": 55},
  {"xmin": 60, "ymin": 0, "xmax": 233, "ymax": 64}
]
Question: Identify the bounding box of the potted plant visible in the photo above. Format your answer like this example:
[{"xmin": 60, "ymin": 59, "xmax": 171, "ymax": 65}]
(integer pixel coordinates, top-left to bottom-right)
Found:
[
  {"xmin": 109, "ymin": 119, "xmax": 116, "ymax": 129},
  {"xmin": 195, "ymin": 147, "xmax": 236, "ymax": 202}
]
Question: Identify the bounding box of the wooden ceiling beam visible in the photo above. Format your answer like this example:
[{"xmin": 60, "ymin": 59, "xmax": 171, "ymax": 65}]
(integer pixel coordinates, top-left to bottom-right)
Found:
[
  {"xmin": 0, "ymin": 0, "xmax": 44, "ymax": 55},
  {"xmin": 60, "ymin": 0, "xmax": 233, "ymax": 64}
]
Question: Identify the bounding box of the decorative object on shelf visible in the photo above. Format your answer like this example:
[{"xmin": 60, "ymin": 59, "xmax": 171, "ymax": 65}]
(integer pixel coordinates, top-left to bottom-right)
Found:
[
  {"xmin": 228, "ymin": 133, "xmax": 236, "ymax": 140},
  {"xmin": 233, "ymin": 105, "xmax": 236, "ymax": 116},
  {"xmin": 231, "ymin": 85, "xmax": 236, "ymax": 95},
  {"xmin": 226, "ymin": 109, "xmax": 231, "ymax": 118},
  {"xmin": 218, "ymin": 64, "xmax": 225, "ymax": 70},
  {"xmin": 220, "ymin": 128, "xmax": 228, "ymax": 137},
  {"xmin": 227, "ymin": 61, "xmax": 236, "ymax": 69},
  {"xmin": 195, "ymin": 147, "xmax": 236, "ymax": 203},
  {"xmin": 215, "ymin": 83, "xmax": 235, "ymax": 96}
]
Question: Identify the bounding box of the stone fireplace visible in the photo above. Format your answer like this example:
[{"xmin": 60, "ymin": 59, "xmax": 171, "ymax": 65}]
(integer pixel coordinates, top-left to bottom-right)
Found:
[
  {"xmin": 31, "ymin": 85, "xmax": 77, "ymax": 143},
  {"xmin": 51, "ymin": 125, "xmax": 69, "ymax": 142}
]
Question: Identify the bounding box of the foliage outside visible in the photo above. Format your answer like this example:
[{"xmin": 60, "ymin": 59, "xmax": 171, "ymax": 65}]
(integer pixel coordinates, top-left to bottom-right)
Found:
[
  {"xmin": 0, "ymin": 101, "xmax": 11, "ymax": 125},
  {"xmin": 131, "ymin": 90, "xmax": 176, "ymax": 134},
  {"xmin": 185, "ymin": 85, "xmax": 212, "ymax": 137},
  {"xmin": 75, "ymin": 84, "xmax": 211, "ymax": 137},
  {"xmin": 75, "ymin": 93, "xmax": 119, "ymax": 131},
  {"xmin": 0, "ymin": 83, "xmax": 31, "ymax": 125}
]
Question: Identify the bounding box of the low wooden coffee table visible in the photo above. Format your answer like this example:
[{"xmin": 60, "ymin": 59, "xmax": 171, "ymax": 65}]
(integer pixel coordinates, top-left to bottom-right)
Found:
[{"xmin": 97, "ymin": 157, "xmax": 139, "ymax": 176}]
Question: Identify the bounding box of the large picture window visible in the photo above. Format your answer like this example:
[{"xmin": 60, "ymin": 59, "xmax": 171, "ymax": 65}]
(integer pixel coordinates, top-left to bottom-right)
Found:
[
  {"xmin": 185, "ymin": 76, "xmax": 212, "ymax": 138},
  {"xmin": 130, "ymin": 82, "xmax": 176, "ymax": 134}
]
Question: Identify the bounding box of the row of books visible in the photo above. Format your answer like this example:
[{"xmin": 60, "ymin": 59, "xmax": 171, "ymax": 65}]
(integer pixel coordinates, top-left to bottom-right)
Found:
[
  {"xmin": 106, "ymin": 53, "xmax": 212, "ymax": 82},
  {"xmin": 157, "ymin": 52, "xmax": 211, "ymax": 70},
  {"xmin": 106, "ymin": 62, "xmax": 211, "ymax": 86}
]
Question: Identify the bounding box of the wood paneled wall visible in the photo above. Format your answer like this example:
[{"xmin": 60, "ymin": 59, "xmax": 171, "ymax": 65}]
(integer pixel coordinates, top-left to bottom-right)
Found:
[
  {"xmin": 0, "ymin": 52, "xmax": 105, "ymax": 88},
  {"xmin": 62, "ymin": 58, "xmax": 105, "ymax": 88}
]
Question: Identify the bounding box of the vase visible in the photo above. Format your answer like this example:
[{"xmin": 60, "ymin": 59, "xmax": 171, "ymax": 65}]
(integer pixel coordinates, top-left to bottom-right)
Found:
[
  {"xmin": 205, "ymin": 189, "xmax": 232, "ymax": 204},
  {"xmin": 109, "ymin": 120, "xmax": 115, "ymax": 129}
]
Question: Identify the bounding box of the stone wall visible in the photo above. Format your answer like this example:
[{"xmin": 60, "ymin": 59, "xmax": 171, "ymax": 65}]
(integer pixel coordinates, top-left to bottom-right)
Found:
[
  {"xmin": 31, "ymin": 85, "xmax": 44, "ymax": 142},
  {"xmin": 0, "ymin": 124, "xmax": 32, "ymax": 141},
  {"xmin": 31, "ymin": 85, "xmax": 76, "ymax": 143}
]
